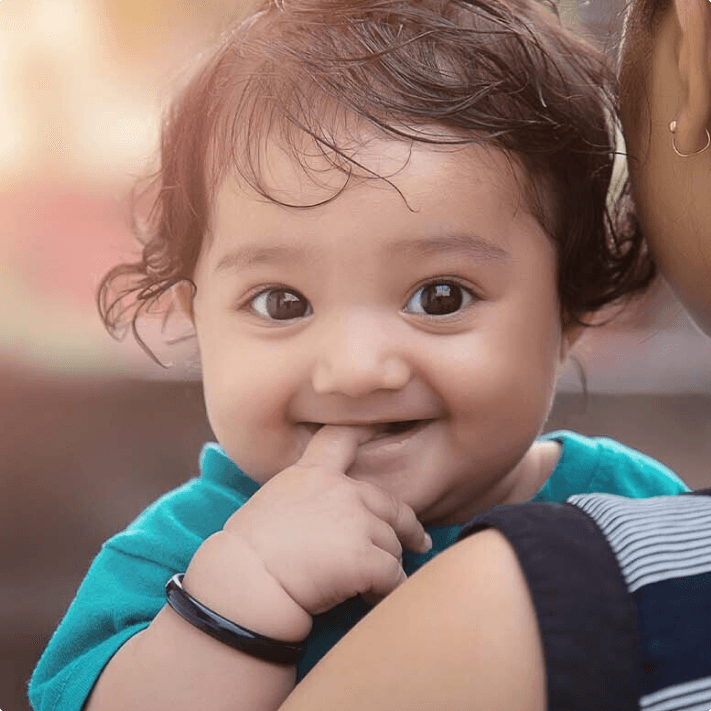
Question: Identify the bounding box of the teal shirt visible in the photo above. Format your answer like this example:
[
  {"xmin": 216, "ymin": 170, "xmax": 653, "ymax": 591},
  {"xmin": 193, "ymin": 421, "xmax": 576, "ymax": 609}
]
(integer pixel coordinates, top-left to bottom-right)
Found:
[{"xmin": 29, "ymin": 431, "xmax": 688, "ymax": 711}]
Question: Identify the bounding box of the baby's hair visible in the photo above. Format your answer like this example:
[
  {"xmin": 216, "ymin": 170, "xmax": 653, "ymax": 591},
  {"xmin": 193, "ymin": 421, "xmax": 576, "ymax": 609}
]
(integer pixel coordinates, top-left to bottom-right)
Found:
[{"xmin": 99, "ymin": 0, "xmax": 656, "ymax": 359}]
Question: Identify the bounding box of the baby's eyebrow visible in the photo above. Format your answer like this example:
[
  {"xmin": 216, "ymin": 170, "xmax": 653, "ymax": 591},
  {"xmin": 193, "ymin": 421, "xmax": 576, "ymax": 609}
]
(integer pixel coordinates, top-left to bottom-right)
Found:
[
  {"xmin": 386, "ymin": 234, "xmax": 510, "ymax": 263},
  {"xmin": 214, "ymin": 244, "xmax": 306, "ymax": 273},
  {"xmin": 213, "ymin": 233, "xmax": 509, "ymax": 274}
]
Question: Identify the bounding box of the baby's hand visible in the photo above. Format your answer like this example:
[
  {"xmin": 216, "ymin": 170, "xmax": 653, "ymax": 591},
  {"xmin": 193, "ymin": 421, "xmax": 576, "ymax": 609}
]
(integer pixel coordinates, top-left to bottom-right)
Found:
[{"xmin": 223, "ymin": 425, "xmax": 431, "ymax": 617}]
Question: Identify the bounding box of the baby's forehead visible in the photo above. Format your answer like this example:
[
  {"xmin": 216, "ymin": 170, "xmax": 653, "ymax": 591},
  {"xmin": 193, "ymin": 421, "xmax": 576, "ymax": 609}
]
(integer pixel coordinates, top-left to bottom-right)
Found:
[
  {"xmin": 211, "ymin": 131, "xmax": 531, "ymax": 236},
  {"xmin": 220, "ymin": 132, "xmax": 517, "ymax": 204}
]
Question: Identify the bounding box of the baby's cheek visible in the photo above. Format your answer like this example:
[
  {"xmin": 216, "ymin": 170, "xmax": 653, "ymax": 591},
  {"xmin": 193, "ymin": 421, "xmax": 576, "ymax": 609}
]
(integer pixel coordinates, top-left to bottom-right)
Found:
[
  {"xmin": 209, "ymin": 400, "xmax": 304, "ymax": 484},
  {"xmin": 449, "ymin": 350, "xmax": 556, "ymax": 438}
]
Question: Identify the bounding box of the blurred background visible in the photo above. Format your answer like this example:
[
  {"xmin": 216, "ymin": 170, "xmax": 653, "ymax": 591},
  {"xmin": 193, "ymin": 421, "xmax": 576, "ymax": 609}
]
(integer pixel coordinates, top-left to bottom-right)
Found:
[{"xmin": 2, "ymin": 0, "xmax": 711, "ymax": 709}]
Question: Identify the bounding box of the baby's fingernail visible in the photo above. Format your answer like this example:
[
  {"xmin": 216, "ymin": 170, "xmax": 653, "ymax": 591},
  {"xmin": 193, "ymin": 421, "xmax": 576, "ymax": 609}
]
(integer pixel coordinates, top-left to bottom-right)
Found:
[{"xmin": 422, "ymin": 533, "xmax": 433, "ymax": 552}]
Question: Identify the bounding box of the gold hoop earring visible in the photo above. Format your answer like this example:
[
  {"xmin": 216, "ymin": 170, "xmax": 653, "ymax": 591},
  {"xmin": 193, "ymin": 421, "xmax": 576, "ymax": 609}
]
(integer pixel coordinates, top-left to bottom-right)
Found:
[{"xmin": 669, "ymin": 120, "xmax": 711, "ymax": 157}]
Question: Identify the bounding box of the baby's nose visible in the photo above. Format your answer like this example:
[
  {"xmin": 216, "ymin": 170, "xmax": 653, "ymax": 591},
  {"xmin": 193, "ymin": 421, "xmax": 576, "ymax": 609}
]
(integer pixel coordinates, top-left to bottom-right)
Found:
[{"xmin": 311, "ymin": 316, "xmax": 411, "ymax": 397}]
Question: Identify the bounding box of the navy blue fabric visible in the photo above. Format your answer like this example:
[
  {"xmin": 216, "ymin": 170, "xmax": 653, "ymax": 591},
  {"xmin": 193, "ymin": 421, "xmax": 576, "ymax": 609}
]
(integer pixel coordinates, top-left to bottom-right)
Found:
[{"xmin": 636, "ymin": 571, "xmax": 711, "ymax": 694}]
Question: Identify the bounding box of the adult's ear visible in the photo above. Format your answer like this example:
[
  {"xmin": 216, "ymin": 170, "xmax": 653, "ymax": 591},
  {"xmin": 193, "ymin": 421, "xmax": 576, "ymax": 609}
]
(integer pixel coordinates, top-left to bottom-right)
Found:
[{"xmin": 671, "ymin": 0, "xmax": 711, "ymax": 153}]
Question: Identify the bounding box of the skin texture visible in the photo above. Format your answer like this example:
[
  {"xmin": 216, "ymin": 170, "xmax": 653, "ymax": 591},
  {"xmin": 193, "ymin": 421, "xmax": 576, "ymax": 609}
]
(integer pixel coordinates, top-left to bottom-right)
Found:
[
  {"xmin": 193, "ymin": 139, "xmax": 568, "ymax": 528},
  {"xmin": 189, "ymin": 137, "xmax": 570, "ymax": 619},
  {"xmin": 278, "ymin": 529, "xmax": 547, "ymax": 711},
  {"xmin": 621, "ymin": 0, "xmax": 711, "ymax": 336}
]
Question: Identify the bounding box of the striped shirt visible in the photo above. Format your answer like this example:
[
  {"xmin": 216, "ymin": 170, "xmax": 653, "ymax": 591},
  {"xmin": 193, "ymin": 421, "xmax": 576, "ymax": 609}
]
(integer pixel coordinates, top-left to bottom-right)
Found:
[{"xmin": 570, "ymin": 492, "xmax": 711, "ymax": 711}]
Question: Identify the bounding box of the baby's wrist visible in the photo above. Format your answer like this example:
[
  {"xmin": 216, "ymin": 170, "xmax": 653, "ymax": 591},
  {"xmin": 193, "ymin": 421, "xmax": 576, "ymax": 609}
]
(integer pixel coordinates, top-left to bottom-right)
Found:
[{"xmin": 184, "ymin": 531, "xmax": 313, "ymax": 643}]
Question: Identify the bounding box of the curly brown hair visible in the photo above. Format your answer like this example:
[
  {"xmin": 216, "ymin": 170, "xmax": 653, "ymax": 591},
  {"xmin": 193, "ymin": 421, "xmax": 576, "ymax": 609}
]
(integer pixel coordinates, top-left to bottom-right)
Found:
[{"xmin": 98, "ymin": 0, "xmax": 656, "ymax": 359}]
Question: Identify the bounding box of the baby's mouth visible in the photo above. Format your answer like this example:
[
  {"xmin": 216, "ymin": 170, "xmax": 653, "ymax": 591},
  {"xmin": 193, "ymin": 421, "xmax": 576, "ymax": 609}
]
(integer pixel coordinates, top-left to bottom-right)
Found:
[
  {"xmin": 303, "ymin": 419, "xmax": 433, "ymax": 443},
  {"xmin": 367, "ymin": 419, "xmax": 430, "ymax": 442}
]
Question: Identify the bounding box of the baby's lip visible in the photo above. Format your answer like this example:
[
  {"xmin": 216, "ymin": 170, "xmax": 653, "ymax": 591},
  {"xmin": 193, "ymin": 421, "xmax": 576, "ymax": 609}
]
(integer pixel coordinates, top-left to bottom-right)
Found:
[{"xmin": 301, "ymin": 419, "xmax": 437, "ymax": 442}]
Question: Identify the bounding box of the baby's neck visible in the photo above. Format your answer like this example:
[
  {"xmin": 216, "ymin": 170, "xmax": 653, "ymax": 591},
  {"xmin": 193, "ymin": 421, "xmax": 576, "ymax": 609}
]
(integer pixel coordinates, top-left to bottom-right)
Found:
[
  {"xmin": 507, "ymin": 440, "xmax": 562, "ymax": 504},
  {"xmin": 430, "ymin": 440, "xmax": 563, "ymax": 527}
]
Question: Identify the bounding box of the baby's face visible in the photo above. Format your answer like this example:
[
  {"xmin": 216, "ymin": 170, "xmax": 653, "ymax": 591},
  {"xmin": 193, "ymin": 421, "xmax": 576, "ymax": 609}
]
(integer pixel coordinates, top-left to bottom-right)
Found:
[{"xmin": 191, "ymin": 138, "xmax": 567, "ymax": 526}]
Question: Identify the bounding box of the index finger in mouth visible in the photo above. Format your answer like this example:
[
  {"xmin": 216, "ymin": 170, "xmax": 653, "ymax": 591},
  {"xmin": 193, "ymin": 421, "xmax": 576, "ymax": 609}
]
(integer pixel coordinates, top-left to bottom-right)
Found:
[{"xmin": 297, "ymin": 424, "xmax": 376, "ymax": 473}]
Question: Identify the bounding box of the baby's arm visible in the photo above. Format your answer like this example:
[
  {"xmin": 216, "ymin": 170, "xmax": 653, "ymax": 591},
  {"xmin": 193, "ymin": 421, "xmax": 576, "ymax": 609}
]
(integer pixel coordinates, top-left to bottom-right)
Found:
[
  {"xmin": 83, "ymin": 545, "xmax": 303, "ymax": 711},
  {"xmin": 83, "ymin": 426, "xmax": 430, "ymax": 711}
]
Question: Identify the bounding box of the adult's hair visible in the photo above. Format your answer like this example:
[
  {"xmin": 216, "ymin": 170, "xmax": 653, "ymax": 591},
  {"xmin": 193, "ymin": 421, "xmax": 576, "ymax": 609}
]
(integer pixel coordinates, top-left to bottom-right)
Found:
[{"xmin": 99, "ymin": 0, "xmax": 656, "ymax": 358}]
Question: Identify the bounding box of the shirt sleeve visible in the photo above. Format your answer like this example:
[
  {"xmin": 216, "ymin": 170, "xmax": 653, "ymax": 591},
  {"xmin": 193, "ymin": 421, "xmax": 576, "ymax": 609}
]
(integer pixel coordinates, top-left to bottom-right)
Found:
[
  {"xmin": 28, "ymin": 473, "xmax": 251, "ymax": 711},
  {"xmin": 588, "ymin": 436, "xmax": 690, "ymax": 497},
  {"xmin": 534, "ymin": 430, "xmax": 689, "ymax": 502}
]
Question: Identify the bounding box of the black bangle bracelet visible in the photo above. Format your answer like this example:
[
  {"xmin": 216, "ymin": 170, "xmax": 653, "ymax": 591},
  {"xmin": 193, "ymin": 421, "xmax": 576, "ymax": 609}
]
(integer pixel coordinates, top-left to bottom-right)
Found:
[{"xmin": 165, "ymin": 573, "xmax": 304, "ymax": 665}]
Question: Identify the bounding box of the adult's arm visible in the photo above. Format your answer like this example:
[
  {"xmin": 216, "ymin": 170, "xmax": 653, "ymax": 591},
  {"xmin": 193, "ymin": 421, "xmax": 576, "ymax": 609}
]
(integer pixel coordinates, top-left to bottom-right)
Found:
[{"xmin": 278, "ymin": 528, "xmax": 547, "ymax": 711}]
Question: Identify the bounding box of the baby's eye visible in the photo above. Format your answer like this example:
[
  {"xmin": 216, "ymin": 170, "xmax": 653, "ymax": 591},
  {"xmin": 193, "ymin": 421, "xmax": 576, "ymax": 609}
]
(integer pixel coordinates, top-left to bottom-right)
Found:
[
  {"xmin": 250, "ymin": 288, "xmax": 312, "ymax": 321},
  {"xmin": 403, "ymin": 281, "xmax": 474, "ymax": 316}
]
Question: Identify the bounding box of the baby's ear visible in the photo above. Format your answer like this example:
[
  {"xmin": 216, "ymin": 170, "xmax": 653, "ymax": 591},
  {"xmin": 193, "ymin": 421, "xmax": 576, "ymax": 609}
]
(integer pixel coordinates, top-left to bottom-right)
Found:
[
  {"xmin": 173, "ymin": 280, "xmax": 196, "ymax": 322},
  {"xmin": 672, "ymin": 0, "xmax": 711, "ymax": 149}
]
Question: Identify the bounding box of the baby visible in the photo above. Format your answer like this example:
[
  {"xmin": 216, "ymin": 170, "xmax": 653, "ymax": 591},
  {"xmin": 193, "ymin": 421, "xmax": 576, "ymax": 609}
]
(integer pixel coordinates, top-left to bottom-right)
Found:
[{"xmin": 30, "ymin": 1, "xmax": 688, "ymax": 710}]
